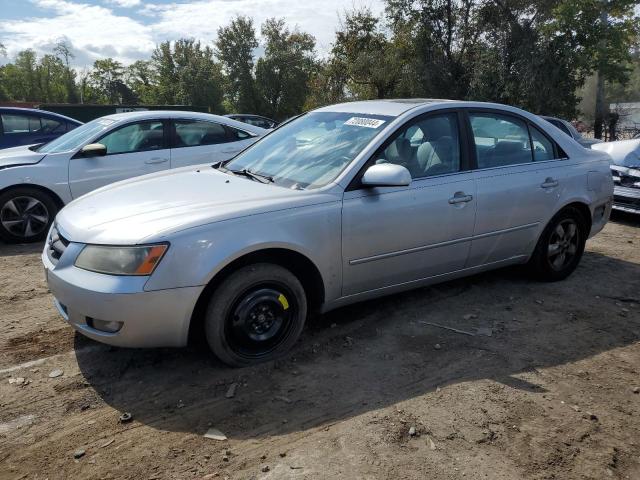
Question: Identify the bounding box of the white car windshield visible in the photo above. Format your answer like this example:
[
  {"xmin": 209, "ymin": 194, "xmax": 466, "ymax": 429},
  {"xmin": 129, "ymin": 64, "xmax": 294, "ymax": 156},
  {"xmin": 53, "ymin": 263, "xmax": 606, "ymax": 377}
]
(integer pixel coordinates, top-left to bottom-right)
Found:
[
  {"xmin": 224, "ymin": 112, "xmax": 393, "ymax": 189},
  {"xmin": 37, "ymin": 118, "xmax": 116, "ymax": 154}
]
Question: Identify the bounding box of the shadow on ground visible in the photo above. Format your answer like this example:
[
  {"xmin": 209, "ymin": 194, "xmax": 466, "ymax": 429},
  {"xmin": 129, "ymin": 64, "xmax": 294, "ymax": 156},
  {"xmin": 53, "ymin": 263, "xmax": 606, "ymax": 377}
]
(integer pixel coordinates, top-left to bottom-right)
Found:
[
  {"xmin": 75, "ymin": 250, "xmax": 640, "ymax": 440},
  {"xmin": 0, "ymin": 240, "xmax": 43, "ymax": 258},
  {"xmin": 610, "ymin": 210, "xmax": 640, "ymax": 227}
]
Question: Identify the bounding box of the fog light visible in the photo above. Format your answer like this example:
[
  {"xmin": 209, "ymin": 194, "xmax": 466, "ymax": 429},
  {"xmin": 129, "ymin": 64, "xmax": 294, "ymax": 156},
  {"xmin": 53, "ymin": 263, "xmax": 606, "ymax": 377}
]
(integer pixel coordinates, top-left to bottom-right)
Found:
[{"xmin": 87, "ymin": 318, "xmax": 123, "ymax": 333}]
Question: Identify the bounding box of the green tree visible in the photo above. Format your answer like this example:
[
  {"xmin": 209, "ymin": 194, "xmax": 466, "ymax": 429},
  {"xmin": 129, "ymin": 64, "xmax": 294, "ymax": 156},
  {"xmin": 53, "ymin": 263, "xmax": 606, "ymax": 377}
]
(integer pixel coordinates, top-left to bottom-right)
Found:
[
  {"xmin": 0, "ymin": 43, "xmax": 8, "ymax": 101},
  {"xmin": 550, "ymin": 0, "xmax": 639, "ymax": 136},
  {"xmin": 37, "ymin": 54, "xmax": 67, "ymax": 102},
  {"xmin": 255, "ymin": 19, "xmax": 316, "ymax": 119},
  {"xmin": 89, "ymin": 58, "xmax": 136, "ymax": 104},
  {"xmin": 151, "ymin": 39, "xmax": 224, "ymax": 111},
  {"xmin": 331, "ymin": 8, "xmax": 402, "ymax": 99},
  {"xmin": 304, "ymin": 58, "xmax": 348, "ymax": 110},
  {"xmin": 465, "ymin": 0, "xmax": 585, "ymax": 117},
  {"xmin": 6, "ymin": 49, "xmax": 42, "ymax": 101},
  {"xmin": 216, "ymin": 16, "xmax": 259, "ymax": 112},
  {"xmin": 386, "ymin": 0, "xmax": 482, "ymax": 99},
  {"xmin": 126, "ymin": 60, "xmax": 158, "ymax": 104},
  {"xmin": 53, "ymin": 39, "xmax": 79, "ymax": 103}
]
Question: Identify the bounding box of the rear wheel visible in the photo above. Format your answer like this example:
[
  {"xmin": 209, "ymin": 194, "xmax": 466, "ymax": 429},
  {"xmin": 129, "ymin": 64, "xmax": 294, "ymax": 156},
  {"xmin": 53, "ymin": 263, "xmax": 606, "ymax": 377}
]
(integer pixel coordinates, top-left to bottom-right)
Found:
[
  {"xmin": 0, "ymin": 187, "xmax": 58, "ymax": 243},
  {"xmin": 204, "ymin": 263, "xmax": 307, "ymax": 367},
  {"xmin": 528, "ymin": 207, "xmax": 587, "ymax": 281}
]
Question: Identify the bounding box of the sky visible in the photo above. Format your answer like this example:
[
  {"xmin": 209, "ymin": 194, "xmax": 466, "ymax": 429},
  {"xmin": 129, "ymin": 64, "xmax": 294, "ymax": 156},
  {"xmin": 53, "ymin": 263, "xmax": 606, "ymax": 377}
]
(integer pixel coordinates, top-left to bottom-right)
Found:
[{"xmin": 0, "ymin": 0, "xmax": 386, "ymax": 67}]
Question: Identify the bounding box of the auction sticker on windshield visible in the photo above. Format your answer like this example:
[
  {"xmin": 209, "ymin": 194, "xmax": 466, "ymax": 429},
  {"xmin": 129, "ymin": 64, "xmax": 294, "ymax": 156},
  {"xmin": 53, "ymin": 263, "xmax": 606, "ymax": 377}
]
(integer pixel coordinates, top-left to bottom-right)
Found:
[{"xmin": 344, "ymin": 117, "xmax": 386, "ymax": 128}]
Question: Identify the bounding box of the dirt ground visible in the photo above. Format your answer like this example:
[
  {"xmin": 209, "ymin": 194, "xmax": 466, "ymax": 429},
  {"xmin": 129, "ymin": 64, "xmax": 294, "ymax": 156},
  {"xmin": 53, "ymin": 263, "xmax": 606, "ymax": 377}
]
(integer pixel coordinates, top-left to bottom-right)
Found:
[{"xmin": 1, "ymin": 213, "xmax": 639, "ymax": 480}]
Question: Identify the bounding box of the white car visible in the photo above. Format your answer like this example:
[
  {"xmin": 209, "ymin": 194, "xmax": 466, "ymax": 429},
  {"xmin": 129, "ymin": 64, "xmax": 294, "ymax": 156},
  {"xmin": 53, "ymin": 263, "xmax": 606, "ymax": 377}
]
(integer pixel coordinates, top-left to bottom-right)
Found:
[
  {"xmin": 0, "ymin": 111, "xmax": 265, "ymax": 243},
  {"xmin": 592, "ymin": 138, "xmax": 640, "ymax": 214}
]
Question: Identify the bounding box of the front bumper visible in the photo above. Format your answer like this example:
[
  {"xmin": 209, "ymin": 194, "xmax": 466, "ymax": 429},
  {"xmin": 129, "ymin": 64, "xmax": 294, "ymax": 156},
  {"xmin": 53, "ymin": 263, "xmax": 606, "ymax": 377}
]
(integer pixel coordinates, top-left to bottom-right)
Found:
[
  {"xmin": 612, "ymin": 185, "xmax": 640, "ymax": 214},
  {"xmin": 42, "ymin": 243, "xmax": 203, "ymax": 348}
]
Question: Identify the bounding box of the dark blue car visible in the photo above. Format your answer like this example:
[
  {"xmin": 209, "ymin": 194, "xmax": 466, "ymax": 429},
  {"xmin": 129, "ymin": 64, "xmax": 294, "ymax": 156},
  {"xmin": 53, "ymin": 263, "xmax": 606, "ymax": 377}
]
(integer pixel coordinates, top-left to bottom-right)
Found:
[{"xmin": 0, "ymin": 108, "xmax": 82, "ymax": 150}]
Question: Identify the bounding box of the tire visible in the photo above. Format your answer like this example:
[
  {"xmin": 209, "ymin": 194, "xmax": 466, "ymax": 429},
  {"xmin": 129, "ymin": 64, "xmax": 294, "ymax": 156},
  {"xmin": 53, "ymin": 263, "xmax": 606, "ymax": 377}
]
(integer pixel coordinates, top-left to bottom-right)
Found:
[
  {"xmin": 0, "ymin": 187, "xmax": 58, "ymax": 243},
  {"xmin": 528, "ymin": 207, "xmax": 587, "ymax": 281},
  {"xmin": 204, "ymin": 263, "xmax": 308, "ymax": 367}
]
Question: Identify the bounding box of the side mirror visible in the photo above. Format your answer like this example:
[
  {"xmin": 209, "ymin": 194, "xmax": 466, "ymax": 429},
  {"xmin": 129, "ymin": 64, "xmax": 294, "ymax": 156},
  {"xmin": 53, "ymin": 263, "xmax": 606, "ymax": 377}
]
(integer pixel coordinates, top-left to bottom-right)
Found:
[
  {"xmin": 361, "ymin": 163, "xmax": 412, "ymax": 188},
  {"xmin": 80, "ymin": 143, "xmax": 107, "ymax": 157}
]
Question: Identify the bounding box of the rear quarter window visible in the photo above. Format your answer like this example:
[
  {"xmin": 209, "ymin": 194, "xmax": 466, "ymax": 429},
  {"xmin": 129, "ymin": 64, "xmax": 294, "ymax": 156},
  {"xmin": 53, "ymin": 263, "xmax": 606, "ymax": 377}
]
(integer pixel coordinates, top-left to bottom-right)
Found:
[{"xmin": 2, "ymin": 114, "xmax": 40, "ymax": 134}]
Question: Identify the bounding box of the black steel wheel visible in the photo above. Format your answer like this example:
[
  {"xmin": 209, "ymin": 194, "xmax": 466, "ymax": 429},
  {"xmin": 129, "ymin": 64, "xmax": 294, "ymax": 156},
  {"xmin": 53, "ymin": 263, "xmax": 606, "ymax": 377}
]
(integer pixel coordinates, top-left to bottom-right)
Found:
[
  {"xmin": 528, "ymin": 207, "xmax": 587, "ymax": 281},
  {"xmin": 205, "ymin": 263, "xmax": 307, "ymax": 367}
]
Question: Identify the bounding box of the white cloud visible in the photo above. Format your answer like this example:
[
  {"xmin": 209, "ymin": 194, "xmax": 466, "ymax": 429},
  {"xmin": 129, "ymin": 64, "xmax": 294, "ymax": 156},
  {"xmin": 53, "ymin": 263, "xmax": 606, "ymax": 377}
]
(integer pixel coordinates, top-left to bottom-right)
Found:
[
  {"xmin": 0, "ymin": 0, "xmax": 155, "ymax": 65},
  {"xmin": 144, "ymin": 0, "xmax": 385, "ymax": 53},
  {"xmin": 108, "ymin": 0, "xmax": 141, "ymax": 7},
  {"xmin": 0, "ymin": 0, "xmax": 385, "ymax": 66}
]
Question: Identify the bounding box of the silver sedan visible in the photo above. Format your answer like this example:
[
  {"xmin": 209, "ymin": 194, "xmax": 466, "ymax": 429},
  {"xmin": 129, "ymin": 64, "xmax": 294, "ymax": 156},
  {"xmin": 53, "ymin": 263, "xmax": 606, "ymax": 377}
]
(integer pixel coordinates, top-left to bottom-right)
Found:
[{"xmin": 43, "ymin": 100, "xmax": 613, "ymax": 367}]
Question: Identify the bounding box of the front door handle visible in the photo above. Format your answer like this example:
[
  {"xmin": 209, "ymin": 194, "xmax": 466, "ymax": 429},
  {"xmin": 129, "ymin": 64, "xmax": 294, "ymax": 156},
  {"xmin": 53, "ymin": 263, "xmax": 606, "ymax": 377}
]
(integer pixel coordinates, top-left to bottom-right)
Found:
[
  {"xmin": 448, "ymin": 192, "xmax": 474, "ymax": 204},
  {"xmin": 145, "ymin": 157, "xmax": 169, "ymax": 165},
  {"xmin": 221, "ymin": 148, "xmax": 239, "ymax": 154},
  {"xmin": 541, "ymin": 177, "xmax": 559, "ymax": 189}
]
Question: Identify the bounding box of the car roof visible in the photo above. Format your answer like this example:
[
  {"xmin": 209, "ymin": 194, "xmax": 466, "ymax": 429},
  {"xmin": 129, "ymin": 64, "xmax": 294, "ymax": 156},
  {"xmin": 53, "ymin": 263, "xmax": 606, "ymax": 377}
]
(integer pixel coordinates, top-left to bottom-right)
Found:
[
  {"xmin": 98, "ymin": 110, "xmax": 266, "ymax": 134},
  {"xmin": 318, "ymin": 99, "xmax": 578, "ymax": 117},
  {"xmin": 0, "ymin": 107, "xmax": 83, "ymax": 124},
  {"xmin": 313, "ymin": 99, "xmax": 457, "ymax": 117}
]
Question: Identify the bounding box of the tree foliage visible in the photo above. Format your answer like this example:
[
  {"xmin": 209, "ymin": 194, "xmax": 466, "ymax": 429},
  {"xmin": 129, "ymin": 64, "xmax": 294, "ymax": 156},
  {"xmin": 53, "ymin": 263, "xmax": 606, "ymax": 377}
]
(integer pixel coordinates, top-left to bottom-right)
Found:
[
  {"xmin": 255, "ymin": 19, "xmax": 315, "ymax": 118},
  {"xmin": 0, "ymin": 6, "xmax": 637, "ymax": 122},
  {"xmin": 216, "ymin": 16, "xmax": 259, "ymax": 113}
]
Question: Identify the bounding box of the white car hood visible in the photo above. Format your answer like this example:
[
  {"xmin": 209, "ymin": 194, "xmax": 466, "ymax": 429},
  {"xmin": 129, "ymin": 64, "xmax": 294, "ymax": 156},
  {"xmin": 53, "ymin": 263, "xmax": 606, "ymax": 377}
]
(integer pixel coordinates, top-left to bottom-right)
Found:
[
  {"xmin": 56, "ymin": 166, "xmax": 332, "ymax": 244},
  {"xmin": 0, "ymin": 144, "xmax": 47, "ymax": 169},
  {"xmin": 591, "ymin": 139, "xmax": 640, "ymax": 167}
]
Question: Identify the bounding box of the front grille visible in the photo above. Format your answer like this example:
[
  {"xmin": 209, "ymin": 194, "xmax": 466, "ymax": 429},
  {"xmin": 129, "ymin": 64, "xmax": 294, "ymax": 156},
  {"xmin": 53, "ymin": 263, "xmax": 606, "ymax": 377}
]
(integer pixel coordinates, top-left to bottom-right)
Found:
[
  {"xmin": 614, "ymin": 195, "xmax": 640, "ymax": 209},
  {"xmin": 47, "ymin": 226, "xmax": 70, "ymax": 265},
  {"xmin": 612, "ymin": 167, "xmax": 640, "ymax": 188}
]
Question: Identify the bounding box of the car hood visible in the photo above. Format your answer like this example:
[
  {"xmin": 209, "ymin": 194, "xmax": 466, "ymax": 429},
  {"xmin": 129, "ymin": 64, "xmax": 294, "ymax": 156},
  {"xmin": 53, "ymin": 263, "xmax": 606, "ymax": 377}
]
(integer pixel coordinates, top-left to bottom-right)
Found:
[
  {"xmin": 56, "ymin": 166, "xmax": 334, "ymax": 244},
  {"xmin": 0, "ymin": 144, "xmax": 46, "ymax": 169},
  {"xmin": 592, "ymin": 139, "xmax": 640, "ymax": 167}
]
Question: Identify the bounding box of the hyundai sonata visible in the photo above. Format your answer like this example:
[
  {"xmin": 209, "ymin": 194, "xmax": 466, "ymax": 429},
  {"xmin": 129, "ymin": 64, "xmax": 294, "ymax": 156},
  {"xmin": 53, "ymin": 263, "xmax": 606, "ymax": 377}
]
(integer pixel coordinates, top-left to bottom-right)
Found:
[{"xmin": 43, "ymin": 100, "xmax": 613, "ymax": 367}]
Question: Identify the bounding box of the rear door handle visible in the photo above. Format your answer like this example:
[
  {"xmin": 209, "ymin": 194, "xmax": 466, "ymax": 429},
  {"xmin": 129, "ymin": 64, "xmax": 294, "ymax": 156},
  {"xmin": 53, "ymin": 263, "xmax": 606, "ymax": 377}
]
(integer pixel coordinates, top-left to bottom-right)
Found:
[
  {"xmin": 221, "ymin": 148, "xmax": 239, "ymax": 154},
  {"xmin": 448, "ymin": 192, "xmax": 474, "ymax": 204},
  {"xmin": 145, "ymin": 157, "xmax": 169, "ymax": 165},
  {"xmin": 541, "ymin": 177, "xmax": 559, "ymax": 189}
]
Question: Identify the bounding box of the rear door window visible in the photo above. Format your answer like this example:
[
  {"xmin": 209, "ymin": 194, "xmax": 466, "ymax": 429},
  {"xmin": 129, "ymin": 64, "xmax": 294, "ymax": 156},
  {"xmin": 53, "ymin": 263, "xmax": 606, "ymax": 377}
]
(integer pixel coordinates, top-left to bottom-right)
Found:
[
  {"xmin": 469, "ymin": 113, "xmax": 532, "ymax": 168},
  {"xmin": 173, "ymin": 120, "xmax": 229, "ymax": 147}
]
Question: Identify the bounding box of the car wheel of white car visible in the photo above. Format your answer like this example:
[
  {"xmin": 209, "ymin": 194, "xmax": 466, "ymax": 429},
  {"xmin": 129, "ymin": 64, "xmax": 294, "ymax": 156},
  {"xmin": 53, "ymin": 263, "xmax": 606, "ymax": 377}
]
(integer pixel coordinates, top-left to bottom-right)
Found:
[
  {"xmin": 0, "ymin": 187, "xmax": 58, "ymax": 243},
  {"xmin": 205, "ymin": 263, "xmax": 308, "ymax": 367},
  {"xmin": 528, "ymin": 207, "xmax": 587, "ymax": 281}
]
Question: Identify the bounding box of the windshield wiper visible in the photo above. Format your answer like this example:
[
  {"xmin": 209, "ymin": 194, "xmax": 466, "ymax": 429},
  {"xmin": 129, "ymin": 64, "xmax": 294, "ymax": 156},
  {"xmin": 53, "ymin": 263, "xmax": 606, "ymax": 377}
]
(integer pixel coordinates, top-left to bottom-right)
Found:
[
  {"xmin": 228, "ymin": 168, "xmax": 274, "ymax": 184},
  {"xmin": 211, "ymin": 161, "xmax": 227, "ymax": 170}
]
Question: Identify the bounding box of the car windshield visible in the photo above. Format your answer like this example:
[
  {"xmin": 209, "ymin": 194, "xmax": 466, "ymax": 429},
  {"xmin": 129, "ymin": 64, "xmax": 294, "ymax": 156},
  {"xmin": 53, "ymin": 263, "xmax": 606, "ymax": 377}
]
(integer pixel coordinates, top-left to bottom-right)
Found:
[
  {"xmin": 224, "ymin": 111, "xmax": 393, "ymax": 189},
  {"xmin": 36, "ymin": 118, "xmax": 116, "ymax": 154}
]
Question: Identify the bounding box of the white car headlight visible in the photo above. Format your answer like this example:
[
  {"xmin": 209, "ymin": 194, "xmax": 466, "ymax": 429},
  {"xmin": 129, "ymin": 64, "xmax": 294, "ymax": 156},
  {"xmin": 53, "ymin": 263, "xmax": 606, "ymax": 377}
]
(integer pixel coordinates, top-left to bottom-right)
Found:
[{"xmin": 75, "ymin": 244, "xmax": 168, "ymax": 276}]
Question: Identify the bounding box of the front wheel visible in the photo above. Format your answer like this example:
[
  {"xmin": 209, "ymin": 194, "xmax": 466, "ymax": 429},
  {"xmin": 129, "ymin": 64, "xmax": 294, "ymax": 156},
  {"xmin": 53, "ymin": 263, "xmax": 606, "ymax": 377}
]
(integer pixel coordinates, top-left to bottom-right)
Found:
[
  {"xmin": 0, "ymin": 187, "xmax": 58, "ymax": 243},
  {"xmin": 204, "ymin": 263, "xmax": 307, "ymax": 367},
  {"xmin": 528, "ymin": 207, "xmax": 587, "ymax": 281}
]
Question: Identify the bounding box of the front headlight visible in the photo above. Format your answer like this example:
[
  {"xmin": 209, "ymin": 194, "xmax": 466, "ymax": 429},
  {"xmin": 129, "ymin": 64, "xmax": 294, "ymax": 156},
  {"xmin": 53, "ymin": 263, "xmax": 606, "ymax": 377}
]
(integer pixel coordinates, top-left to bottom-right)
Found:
[{"xmin": 75, "ymin": 244, "xmax": 168, "ymax": 276}]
